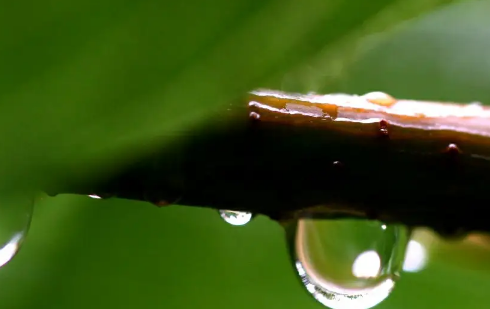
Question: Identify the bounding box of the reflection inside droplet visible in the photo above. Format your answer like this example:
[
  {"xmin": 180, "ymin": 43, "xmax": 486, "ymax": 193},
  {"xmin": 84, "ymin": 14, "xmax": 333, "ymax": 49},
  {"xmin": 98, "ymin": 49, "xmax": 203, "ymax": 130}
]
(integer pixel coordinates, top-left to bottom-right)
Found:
[
  {"xmin": 88, "ymin": 194, "xmax": 102, "ymax": 199},
  {"xmin": 0, "ymin": 193, "xmax": 33, "ymax": 268},
  {"xmin": 352, "ymin": 251, "xmax": 381, "ymax": 278},
  {"xmin": 287, "ymin": 219, "xmax": 409, "ymax": 309},
  {"xmin": 219, "ymin": 210, "xmax": 253, "ymax": 226},
  {"xmin": 402, "ymin": 240, "xmax": 427, "ymax": 273}
]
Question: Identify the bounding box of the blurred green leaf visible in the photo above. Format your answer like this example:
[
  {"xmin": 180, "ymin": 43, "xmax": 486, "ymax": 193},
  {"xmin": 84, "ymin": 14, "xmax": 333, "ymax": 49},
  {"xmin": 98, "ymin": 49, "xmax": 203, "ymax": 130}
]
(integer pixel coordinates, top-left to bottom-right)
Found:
[{"xmin": 3, "ymin": 1, "xmax": 490, "ymax": 309}]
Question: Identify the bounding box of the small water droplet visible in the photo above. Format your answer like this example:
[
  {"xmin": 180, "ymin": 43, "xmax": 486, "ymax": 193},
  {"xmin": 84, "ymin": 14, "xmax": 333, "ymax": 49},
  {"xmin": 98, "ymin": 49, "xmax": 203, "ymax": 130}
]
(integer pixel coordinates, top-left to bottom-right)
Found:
[
  {"xmin": 332, "ymin": 161, "xmax": 345, "ymax": 174},
  {"xmin": 0, "ymin": 193, "xmax": 33, "ymax": 268},
  {"xmin": 286, "ymin": 219, "xmax": 409, "ymax": 309},
  {"xmin": 379, "ymin": 120, "xmax": 389, "ymax": 136},
  {"xmin": 144, "ymin": 187, "xmax": 182, "ymax": 207},
  {"xmin": 446, "ymin": 143, "xmax": 460, "ymax": 155},
  {"xmin": 363, "ymin": 92, "xmax": 396, "ymax": 107},
  {"xmin": 219, "ymin": 210, "xmax": 253, "ymax": 226},
  {"xmin": 153, "ymin": 200, "xmax": 171, "ymax": 207},
  {"xmin": 249, "ymin": 112, "xmax": 261, "ymax": 120},
  {"xmin": 88, "ymin": 194, "xmax": 102, "ymax": 199}
]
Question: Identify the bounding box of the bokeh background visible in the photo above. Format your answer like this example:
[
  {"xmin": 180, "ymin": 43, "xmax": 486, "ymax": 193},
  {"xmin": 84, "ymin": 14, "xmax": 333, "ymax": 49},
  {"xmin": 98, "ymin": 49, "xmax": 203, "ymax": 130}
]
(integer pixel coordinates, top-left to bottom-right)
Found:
[{"xmin": 1, "ymin": 0, "xmax": 490, "ymax": 308}]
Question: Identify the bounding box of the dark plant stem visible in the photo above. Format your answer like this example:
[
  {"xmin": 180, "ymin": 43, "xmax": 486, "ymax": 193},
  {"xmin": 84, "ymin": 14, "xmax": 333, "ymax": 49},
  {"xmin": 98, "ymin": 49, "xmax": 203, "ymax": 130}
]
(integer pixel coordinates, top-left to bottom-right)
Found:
[{"xmin": 47, "ymin": 90, "xmax": 490, "ymax": 236}]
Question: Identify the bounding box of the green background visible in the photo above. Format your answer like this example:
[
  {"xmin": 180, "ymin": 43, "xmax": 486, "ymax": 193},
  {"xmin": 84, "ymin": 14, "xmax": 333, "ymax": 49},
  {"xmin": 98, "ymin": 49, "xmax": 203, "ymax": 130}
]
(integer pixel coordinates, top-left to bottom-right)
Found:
[{"xmin": 1, "ymin": 0, "xmax": 490, "ymax": 308}]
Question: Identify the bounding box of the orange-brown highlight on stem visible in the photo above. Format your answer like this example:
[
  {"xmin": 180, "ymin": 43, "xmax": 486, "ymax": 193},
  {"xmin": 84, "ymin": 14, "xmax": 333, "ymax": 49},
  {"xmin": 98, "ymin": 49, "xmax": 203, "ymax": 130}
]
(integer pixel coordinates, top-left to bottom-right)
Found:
[{"xmin": 247, "ymin": 89, "xmax": 490, "ymax": 158}]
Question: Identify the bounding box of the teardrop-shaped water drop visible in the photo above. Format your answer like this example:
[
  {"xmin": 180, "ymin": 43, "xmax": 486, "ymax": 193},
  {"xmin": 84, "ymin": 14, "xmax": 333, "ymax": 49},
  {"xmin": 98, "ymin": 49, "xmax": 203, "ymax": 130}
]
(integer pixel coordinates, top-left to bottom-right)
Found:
[
  {"xmin": 286, "ymin": 218, "xmax": 409, "ymax": 309},
  {"xmin": 0, "ymin": 193, "xmax": 33, "ymax": 268},
  {"xmin": 219, "ymin": 210, "xmax": 253, "ymax": 226}
]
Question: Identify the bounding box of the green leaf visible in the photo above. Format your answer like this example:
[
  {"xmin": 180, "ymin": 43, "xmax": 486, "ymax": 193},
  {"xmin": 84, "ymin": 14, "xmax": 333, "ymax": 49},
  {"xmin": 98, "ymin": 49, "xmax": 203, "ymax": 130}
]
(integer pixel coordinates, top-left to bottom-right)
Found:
[{"xmin": 5, "ymin": 1, "xmax": 490, "ymax": 309}]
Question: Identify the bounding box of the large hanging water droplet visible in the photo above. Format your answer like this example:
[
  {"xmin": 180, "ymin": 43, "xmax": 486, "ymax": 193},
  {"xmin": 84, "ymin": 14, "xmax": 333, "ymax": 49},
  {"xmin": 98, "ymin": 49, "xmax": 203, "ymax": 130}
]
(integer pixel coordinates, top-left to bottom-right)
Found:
[
  {"xmin": 219, "ymin": 210, "xmax": 253, "ymax": 226},
  {"xmin": 286, "ymin": 218, "xmax": 409, "ymax": 309},
  {"xmin": 0, "ymin": 193, "xmax": 33, "ymax": 268}
]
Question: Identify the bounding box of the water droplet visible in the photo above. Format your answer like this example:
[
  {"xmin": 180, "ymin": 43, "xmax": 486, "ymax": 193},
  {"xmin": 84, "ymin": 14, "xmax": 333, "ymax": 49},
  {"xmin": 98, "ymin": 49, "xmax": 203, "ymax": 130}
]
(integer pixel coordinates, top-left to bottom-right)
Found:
[
  {"xmin": 219, "ymin": 210, "xmax": 253, "ymax": 226},
  {"xmin": 249, "ymin": 112, "xmax": 261, "ymax": 120},
  {"xmin": 287, "ymin": 219, "xmax": 409, "ymax": 309},
  {"xmin": 332, "ymin": 161, "xmax": 344, "ymax": 175},
  {"xmin": 446, "ymin": 143, "xmax": 460, "ymax": 155},
  {"xmin": 0, "ymin": 193, "xmax": 33, "ymax": 268},
  {"xmin": 88, "ymin": 194, "xmax": 102, "ymax": 199},
  {"xmin": 363, "ymin": 92, "xmax": 396, "ymax": 107},
  {"xmin": 144, "ymin": 187, "xmax": 182, "ymax": 207},
  {"xmin": 379, "ymin": 120, "xmax": 389, "ymax": 136},
  {"xmin": 153, "ymin": 200, "xmax": 171, "ymax": 207}
]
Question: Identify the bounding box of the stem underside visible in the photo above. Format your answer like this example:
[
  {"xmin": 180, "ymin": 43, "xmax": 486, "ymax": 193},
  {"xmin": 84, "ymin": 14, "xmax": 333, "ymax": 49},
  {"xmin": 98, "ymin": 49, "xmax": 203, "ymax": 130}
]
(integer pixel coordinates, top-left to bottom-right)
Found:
[{"xmin": 48, "ymin": 90, "xmax": 490, "ymax": 236}]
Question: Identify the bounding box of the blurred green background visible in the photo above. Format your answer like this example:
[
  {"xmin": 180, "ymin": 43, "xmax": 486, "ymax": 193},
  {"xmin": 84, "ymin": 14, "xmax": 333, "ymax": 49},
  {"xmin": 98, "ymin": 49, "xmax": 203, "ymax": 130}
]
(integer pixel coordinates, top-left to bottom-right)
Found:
[{"xmin": 1, "ymin": 0, "xmax": 490, "ymax": 308}]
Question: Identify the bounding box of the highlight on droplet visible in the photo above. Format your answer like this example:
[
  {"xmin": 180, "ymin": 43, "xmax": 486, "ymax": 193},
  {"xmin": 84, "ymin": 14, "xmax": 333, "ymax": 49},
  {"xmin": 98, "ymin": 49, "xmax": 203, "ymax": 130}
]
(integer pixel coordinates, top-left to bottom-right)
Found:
[
  {"xmin": 0, "ymin": 193, "xmax": 33, "ymax": 268},
  {"xmin": 402, "ymin": 240, "xmax": 428, "ymax": 273},
  {"xmin": 0, "ymin": 233, "xmax": 23, "ymax": 268},
  {"xmin": 352, "ymin": 250, "xmax": 381, "ymax": 278},
  {"xmin": 295, "ymin": 259, "xmax": 395, "ymax": 309},
  {"xmin": 219, "ymin": 210, "xmax": 253, "ymax": 226},
  {"xmin": 88, "ymin": 194, "xmax": 102, "ymax": 199}
]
